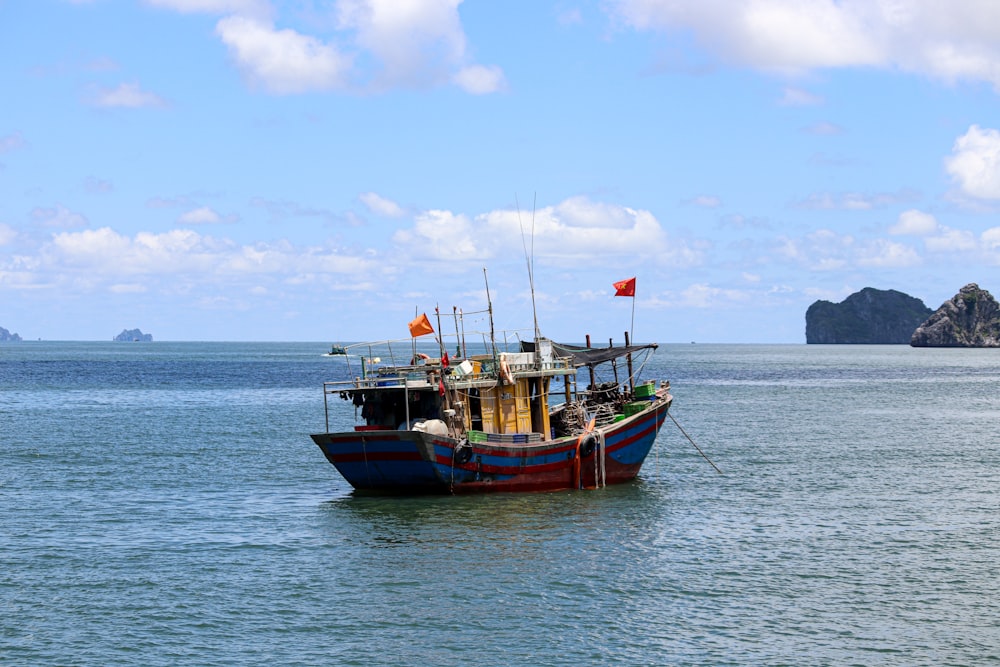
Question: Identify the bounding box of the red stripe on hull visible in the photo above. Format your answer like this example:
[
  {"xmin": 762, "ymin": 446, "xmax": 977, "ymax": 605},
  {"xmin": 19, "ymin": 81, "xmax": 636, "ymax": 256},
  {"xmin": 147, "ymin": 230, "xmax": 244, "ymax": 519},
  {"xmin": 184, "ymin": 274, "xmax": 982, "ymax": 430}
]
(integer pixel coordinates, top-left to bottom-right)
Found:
[{"xmin": 311, "ymin": 398, "xmax": 669, "ymax": 494}]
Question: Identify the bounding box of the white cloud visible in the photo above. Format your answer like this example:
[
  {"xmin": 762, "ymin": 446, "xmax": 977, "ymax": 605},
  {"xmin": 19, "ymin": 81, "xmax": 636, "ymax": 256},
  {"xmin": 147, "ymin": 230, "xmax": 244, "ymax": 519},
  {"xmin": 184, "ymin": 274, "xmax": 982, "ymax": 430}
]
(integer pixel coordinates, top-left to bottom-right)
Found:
[
  {"xmin": 688, "ymin": 195, "xmax": 721, "ymax": 208},
  {"xmin": 775, "ymin": 225, "xmax": 955, "ymax": 269},
  {"xmin": 945, "ymin": 125, "xmax": 1000, "ymax": 200},
  {"xmin": 335, "ymin": 0, "xmax": 506, "ymax": 93},
  {"xmin": 87, "ymin": 82, "xmax": 168, "ymax": 108},
  {"xmin": 392, "ymin": 210, "xmax": 486, "ymax": 262},
  {"xmin": 453, "ymin": 65, "xmax": 506, "ymax": 94},
  {"xmin": 813, "ymin": 257, "xmax": 848, "ymax": 271},
  {"xmin": 607, "ymin": 0, "xmax": 1000, "ymax": 88},
  {"xmin": 84, "ymin": 176, "xmax": 114, "ymax": 194},
  {"xmin": 150, "ymin": 0, "xmax": 504, "ymax": 95},
  {"xmin": 360, "ymin": 192, "xmax": 405, "ymax": 218},
  {"xmin": 557, "ymin": 8, "xmax": 583, "ymax": 26},
  {"xmin": 178, "ymin": 206, "xmax": 226, "ymax": 224},
  {"xmin": 608, "ymin": 0, "xmax": 882, "ymax": 73},
  {"xmin": 981, "ymin": 227, "xmax": 1000, "ymax": 251},
  {"xmin": 109, "ymin": 283, "xmax": 148, "ymax": 294},
  {"xmin": 143, "ymin": 0, "xmax": 272, "ymax": 19},
  {"xmin": 216, "ymin": 16, "xmax": 352, "ymax": 94},
  {"xmin": 0, "ymin": 223, "xmax": 18, "ymax": 246},
  {"xmin": 677, "ymin": 283, "xmax": 753, "ymax": 307},
  {"xmin": 794, "ymin": 190, "xmax": 916, "ymax": 210},
  {"xmin": 15, "ymin": 228, "xmax": 383, "ymax": 294},
  {"xmin": 925, "ymin": 226, "xmax": 978, "ymax": 253},
  {"xmin": 779, "ymin": 86, "xmax": 824, "ymax": 106},
  {"xmin": 392, "ymin": 196, "xmax": 700, "ymax": 268},
  {"xmin": 856, "ymin": 239, "xmax": 922, "ymax": 268},
  {"xmin": 889, "ymin": 209, "xmax": 938, "ymax": 235}
]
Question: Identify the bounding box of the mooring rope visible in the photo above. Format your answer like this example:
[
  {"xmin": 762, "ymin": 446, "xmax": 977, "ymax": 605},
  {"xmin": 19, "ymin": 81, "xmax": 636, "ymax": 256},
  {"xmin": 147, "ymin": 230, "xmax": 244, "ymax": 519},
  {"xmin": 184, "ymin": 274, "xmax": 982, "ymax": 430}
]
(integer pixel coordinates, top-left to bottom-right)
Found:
[{"xmin": 668, "ymin": 411, "xmax": 724, "ymax": 475}]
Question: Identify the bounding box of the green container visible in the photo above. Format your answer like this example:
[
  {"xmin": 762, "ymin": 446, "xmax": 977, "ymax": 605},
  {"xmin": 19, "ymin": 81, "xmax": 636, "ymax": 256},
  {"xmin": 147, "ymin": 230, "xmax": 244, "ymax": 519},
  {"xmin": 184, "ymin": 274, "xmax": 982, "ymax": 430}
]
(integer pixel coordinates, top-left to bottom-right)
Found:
[
  {"xmin": 634, "ymin": 381, "xmax": 655, "ymax": 398},
  {"xmin": 623, "ymin": 401, "xmax": 648, "ymax": 417}
]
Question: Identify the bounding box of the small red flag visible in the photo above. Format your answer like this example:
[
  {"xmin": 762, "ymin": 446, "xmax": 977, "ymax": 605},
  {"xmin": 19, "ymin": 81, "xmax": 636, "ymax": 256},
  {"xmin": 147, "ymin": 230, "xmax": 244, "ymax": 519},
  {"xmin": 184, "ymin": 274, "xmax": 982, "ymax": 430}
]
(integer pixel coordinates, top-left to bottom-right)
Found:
[
  {"xmin": 408, "ymin": 313, "xmax": 434, "ymax": 337},
  {"xmin": 441, "ymin": 351, "xmax": 449, "ymax": 368},
  {"xmin": 613, "ymin": 277, "xmax": 636, "ymax": 297}
]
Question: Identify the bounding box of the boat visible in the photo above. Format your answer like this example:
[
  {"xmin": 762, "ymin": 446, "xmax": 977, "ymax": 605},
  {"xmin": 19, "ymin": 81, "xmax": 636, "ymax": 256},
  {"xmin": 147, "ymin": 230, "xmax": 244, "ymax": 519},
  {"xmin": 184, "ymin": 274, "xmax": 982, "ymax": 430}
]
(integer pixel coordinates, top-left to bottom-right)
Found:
[
  {"xmin": 310, "ymin": 302, "xmax": 673, "ymax": 494},
  {"xmin": 323, "ymin": 344, "xmax": 347, "ymax": 356}
]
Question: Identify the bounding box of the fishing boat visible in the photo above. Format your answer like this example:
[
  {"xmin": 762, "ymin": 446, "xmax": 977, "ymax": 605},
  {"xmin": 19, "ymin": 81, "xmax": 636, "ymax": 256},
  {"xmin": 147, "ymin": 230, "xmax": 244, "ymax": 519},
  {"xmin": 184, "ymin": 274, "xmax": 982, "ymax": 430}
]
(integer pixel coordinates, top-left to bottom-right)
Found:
[
  {"xmin": 323, "ymin": 344, "xmax": 347, "ymax": 356},
  {"xmin": 310, "ymin": 297, "xmax": 673, "ymax": 494}
]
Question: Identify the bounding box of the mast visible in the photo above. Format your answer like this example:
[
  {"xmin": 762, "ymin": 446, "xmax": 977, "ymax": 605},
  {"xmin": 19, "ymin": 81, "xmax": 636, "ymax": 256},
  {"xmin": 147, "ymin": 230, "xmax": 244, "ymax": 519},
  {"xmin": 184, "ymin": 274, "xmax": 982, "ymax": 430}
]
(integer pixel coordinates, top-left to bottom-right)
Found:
[
  {"xmin": 434, "ymin": 305, "xmax": 445, "ymax": 359},
  {"xmin": 484, "ymin": 267, "xmax": 496, "ymax": 357},
  {"xmin": 516, "ymin": 194, "xmax": 541, "ymax": 348}
]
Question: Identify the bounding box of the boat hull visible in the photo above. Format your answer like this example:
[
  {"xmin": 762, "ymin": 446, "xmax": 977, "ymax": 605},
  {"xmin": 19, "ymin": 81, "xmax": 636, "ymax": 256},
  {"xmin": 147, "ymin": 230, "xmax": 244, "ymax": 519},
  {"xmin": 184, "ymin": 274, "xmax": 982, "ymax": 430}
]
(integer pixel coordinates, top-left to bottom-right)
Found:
[{"xmin": 311, "ymin": 394, "xmax": 671, "ymax": 494}]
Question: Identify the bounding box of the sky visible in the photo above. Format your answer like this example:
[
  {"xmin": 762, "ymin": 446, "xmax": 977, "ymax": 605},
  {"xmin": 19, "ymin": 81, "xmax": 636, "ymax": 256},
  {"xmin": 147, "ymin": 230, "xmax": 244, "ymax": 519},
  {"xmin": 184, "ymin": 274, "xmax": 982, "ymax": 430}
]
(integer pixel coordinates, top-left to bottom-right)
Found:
[{"xmin": 3, "ymin": 0, "xmax": 1000, "ymax": 343}]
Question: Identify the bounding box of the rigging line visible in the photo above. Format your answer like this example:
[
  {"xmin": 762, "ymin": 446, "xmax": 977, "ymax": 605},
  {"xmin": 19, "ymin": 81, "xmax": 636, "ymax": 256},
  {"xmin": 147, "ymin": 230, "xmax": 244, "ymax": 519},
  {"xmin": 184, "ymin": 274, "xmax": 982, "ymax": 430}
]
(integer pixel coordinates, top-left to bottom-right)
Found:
[
  {"xmin": 515, "ymin": 193, "xmax": 541, "ymax": 342},
  {"xmin": 668, "ymin": 411, "xmax": 724, "ymax": 475},
  {"xmin": 530, "ymin": 192, "xmax": 536, "ymax": 322}
]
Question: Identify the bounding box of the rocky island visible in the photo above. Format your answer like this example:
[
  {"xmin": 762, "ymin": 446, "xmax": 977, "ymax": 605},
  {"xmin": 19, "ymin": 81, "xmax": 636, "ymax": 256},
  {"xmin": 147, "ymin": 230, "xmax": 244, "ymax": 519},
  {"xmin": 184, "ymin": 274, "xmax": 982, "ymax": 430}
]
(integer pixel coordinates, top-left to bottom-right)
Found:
[
  {"xmin": 114, "ymin": 328, "xmax": 153, "ymax": 342},
  {"xmin": 910, "ymin": 283, "xmax": 1000, "ymax": 347},
  {"xmin": 1, "ymin": 326, "xmax": 23, "ymax": 341},
  {"xmin": 806, "ymin": 287, "xmax": 932, "ymax": 344}
]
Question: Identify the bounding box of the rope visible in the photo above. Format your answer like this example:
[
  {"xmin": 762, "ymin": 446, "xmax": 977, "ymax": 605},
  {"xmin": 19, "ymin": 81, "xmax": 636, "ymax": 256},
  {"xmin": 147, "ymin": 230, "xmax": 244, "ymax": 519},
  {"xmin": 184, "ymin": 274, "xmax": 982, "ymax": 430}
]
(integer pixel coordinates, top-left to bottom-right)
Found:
[
  {"xmin": 598, "ymin": 430, "xmax": 606, "ymax": 487},
  {"xmin": 668, "ymin": 411, "xmax": 723, "ymax": 475},
  {"xmin": 362, "ymin": 437, "xmax": 372, "ymax": 486}
]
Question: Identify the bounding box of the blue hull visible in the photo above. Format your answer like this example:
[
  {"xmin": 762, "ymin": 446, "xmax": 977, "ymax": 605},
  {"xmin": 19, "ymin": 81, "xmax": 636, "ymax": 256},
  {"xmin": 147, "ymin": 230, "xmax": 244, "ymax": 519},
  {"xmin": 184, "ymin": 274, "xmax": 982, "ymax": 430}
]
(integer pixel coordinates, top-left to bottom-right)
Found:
[{"xmin": 311, "ymin": 397, "xmax": 669, "ymax": 493}]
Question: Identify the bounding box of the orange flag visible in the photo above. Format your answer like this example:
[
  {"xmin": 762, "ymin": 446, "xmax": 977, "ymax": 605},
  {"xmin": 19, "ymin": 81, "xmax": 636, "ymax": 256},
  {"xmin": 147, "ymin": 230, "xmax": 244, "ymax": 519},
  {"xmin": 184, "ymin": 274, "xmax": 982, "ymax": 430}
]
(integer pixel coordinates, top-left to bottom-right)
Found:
[
  {"xmin": 408, "ymin": 312, "xmax": 434, "ymax": 337},
  {"xmin": 613, "ymin": 277, "xmax": 636, "ymax": 297}
]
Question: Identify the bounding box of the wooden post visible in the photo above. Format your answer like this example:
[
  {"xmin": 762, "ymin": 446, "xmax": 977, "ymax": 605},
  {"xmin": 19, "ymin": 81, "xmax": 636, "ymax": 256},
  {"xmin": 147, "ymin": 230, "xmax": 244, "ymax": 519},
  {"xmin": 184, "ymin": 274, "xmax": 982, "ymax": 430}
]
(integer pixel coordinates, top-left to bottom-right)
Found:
[{"xmin": 586, "ymin": 334, "xmax": 595, "ymax": 390}]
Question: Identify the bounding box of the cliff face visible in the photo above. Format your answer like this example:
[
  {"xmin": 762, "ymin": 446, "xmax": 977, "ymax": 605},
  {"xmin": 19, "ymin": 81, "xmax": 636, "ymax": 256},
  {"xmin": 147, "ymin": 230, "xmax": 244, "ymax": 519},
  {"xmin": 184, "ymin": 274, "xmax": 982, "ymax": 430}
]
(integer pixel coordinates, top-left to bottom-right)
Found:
[
  {"xmin": 0, "ymin": 326, "xmax": 22, "ymax": 341},
  {"xmin": 806, "ymin": 288, "xmax": 932, "ymax": 344},
  {"xmin": 910, "ymin": 283, "xmax": 1000, "ymax": 347},
  {"xmin": 114, "ymin": 328, "xmax": 153, "ymax": 342}
]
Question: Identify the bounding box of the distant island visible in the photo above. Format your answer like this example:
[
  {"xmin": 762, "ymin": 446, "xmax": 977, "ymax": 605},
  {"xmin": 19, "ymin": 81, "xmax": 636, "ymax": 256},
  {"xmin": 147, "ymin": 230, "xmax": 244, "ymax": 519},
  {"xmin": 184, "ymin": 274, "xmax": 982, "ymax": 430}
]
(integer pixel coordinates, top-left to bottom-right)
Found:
[
  {"xmin": 114, "ymin": 328, "xmax": 153, "ymax": 342},
  {"xmin": 0, "ymin": 326, "xmax": 22, "ymax": 342},
  {"xmin": 911, "ymin": 283, "xmax": 1000, "ymax": 347},
  {"xmin": 805, "ymin": 288, "xmax": 932, "ymax": 344}
]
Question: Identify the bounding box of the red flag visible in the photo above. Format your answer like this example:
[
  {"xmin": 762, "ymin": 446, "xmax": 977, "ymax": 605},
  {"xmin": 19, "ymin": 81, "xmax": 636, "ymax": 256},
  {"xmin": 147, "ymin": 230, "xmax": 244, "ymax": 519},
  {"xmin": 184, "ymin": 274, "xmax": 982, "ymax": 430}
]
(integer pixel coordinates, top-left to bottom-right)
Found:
[
  {"xmin": 408, "ymin": 313, "xmax": 434, "ymax": 337},
  {"xmin": 441, "ymin": 351, "xmax": 449, "ymax": 368},
  {"xmin": 613, "ymin": 277, "xmax": 636, "ymax": 297}
]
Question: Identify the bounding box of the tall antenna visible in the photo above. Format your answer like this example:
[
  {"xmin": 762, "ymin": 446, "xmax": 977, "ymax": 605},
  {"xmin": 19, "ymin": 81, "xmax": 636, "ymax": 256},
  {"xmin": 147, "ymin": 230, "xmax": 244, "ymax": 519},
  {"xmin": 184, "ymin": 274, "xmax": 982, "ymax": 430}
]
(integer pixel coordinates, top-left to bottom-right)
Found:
[{"xmin": 516, "ymin": 193, "xmax": 541, "ymax": 342}]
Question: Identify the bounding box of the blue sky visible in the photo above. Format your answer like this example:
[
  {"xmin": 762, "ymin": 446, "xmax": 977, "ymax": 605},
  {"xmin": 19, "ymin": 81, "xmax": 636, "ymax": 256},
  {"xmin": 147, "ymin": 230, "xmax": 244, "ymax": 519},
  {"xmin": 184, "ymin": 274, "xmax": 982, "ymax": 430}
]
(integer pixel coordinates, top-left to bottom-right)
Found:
[{"xmin": 3, "ymin": 0, "xmax": 1000, "ymax": 343}]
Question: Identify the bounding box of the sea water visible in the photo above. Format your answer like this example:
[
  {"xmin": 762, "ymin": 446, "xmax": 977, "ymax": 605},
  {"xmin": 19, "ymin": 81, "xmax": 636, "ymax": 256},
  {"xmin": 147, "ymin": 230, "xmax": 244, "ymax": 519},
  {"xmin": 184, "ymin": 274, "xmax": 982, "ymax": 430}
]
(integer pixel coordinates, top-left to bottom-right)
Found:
[{"xmin": 2, "ymin": 342, "xmax": 999, "ymax": 665}]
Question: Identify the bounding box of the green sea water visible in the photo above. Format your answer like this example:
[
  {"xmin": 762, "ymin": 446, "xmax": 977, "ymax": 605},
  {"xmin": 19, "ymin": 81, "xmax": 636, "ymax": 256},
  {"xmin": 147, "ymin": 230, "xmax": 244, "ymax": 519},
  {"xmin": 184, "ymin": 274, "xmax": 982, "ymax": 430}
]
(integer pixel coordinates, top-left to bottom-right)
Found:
[{"xmin": 2, "ymin": 342, "xmax": 998, "ymax": 665}]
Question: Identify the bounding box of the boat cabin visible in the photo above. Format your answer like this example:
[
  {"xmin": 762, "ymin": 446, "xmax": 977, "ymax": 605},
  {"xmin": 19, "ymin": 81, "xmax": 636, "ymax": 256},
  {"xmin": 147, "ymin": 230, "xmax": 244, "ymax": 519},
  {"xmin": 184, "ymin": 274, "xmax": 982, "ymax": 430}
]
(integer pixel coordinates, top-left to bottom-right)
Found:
[{"xmin": 326, "ymin": 340, "xmax": 575, "ymax": 442}]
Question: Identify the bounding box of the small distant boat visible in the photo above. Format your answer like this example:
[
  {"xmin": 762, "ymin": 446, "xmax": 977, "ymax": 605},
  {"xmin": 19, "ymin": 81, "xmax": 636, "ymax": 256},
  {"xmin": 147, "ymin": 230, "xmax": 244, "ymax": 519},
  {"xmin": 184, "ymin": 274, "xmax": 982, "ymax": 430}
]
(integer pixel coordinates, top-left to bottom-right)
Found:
[
  {"xmin": 310, "ymin": 286, "xmax": 672, "ymax": 494},
  {"xmin": 323, "ymin": 344, "xmax": 347, "ymax": 356}
]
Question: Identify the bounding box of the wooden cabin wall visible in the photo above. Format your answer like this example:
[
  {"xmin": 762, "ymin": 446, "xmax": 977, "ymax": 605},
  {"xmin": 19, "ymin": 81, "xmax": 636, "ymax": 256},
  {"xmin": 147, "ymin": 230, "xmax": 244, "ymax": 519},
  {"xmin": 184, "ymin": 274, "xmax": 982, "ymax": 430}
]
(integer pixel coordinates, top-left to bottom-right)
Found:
[
  {"xmin": 533, "ymin": 377, "xmax": 552, "ymax": 441},
  {"xmin": 479, "ymin": 387, "xmax": 499, "ymax": 433}
]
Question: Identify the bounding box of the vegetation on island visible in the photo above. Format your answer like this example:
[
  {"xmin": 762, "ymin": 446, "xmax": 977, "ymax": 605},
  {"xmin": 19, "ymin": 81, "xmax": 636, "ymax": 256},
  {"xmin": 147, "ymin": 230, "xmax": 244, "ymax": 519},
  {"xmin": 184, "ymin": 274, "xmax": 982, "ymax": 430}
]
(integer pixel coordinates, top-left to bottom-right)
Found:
[
  {"xmin": 911, "ymin": 283, "xmax": 1000, "ymax": 347},
  {"xmin": 805, "ymin": 288, "xmax": 932, "ymax": 344}
]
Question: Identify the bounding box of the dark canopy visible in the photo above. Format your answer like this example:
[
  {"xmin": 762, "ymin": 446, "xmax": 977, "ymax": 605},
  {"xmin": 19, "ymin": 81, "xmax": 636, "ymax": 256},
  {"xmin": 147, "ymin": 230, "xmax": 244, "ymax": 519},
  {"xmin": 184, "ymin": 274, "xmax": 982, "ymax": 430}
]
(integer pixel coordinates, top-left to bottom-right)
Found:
[{"xmin": 520, "ymin": 340, "xmax": 658, "ymax": 368}]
